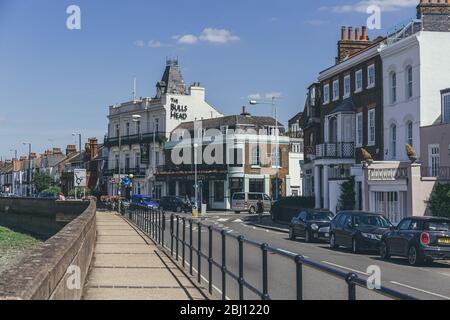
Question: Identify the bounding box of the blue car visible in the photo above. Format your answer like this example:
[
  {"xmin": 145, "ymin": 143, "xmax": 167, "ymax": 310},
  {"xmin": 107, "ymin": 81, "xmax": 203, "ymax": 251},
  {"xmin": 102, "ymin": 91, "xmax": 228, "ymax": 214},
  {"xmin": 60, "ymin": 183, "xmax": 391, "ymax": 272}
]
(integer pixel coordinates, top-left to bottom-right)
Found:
[{"xmin": 131, "ymin": 195, "xmax": 159, "ymax": 209}]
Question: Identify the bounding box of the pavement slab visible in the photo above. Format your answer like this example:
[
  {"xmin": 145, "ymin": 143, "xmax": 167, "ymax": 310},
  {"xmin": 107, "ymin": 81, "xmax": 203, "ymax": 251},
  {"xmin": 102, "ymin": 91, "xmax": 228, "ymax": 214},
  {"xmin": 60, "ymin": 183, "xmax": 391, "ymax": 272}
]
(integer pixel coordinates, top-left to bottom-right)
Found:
[{"xmin": 83, "ymin": 212, "xmax": 208, "ymax": 300}]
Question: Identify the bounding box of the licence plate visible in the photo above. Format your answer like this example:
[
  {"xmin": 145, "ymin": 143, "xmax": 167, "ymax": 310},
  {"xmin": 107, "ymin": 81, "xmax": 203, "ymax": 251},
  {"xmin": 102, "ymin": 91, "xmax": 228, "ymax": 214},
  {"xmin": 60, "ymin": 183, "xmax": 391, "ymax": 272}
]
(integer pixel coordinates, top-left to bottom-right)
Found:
[{"xmin": 438, "ymin": 238, "xmax": 450, "ymax": 245}]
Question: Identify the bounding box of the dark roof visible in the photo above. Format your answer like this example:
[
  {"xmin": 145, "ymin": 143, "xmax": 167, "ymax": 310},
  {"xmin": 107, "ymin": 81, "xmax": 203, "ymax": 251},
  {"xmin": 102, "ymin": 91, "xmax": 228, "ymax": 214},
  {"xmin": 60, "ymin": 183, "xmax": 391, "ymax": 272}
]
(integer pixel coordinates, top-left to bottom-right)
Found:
[
  {"xmin": 174, "ymin": 115, "xmax": 285, "ymax": 132},
  {"xmin": 288, "ymin": 112, "xmax": 303, "ymax": 126},
  {"xmin": 330, "ymin": 98, "xmax": 356, "ymax": 114},
  {"xmin": 156, "ymin": 59, "xmax": 186, "ymax": 97}
]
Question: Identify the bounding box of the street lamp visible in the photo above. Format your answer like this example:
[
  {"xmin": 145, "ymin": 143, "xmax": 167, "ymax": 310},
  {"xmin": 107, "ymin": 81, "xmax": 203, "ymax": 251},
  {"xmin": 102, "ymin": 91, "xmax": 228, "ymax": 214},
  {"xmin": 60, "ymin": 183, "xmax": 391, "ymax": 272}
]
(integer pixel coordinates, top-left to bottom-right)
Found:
[
  {"xmin": 22, "ymin": 142, "xmax": 32, "ymax": 197},
  {"xmin": 249, "ymin": 97, "xmax": 281, "ymax": 200},
  {"xmin": 193, "ymin": 143, "xmax": 199, "ymax": 213},
  {"xmin": 10, "ymin": 149, "xmax": 17, "ymax": 196},
  {"xmin": 72, "ymin": 133, "xmax": 82, "ymax": 152}
]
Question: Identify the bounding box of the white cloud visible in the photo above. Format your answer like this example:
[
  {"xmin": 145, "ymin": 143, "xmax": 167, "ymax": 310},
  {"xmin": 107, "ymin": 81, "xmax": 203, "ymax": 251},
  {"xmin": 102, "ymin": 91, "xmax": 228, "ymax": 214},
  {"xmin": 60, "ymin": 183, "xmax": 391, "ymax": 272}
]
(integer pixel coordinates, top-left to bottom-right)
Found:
[
  {"xmin": 248, "ymin": 93, "xmax": 262, "ymax": 100},
  {"xmin": 176, "ymin": 34, "xmax": 199, "ymax": 45},
  {"xmin": 148, "ymin": 40, "xmax": 163, "ymax": 48},
  {"xmin": 324, "ymin": 0, "xmax": 416, "ymax": 13},
  {"xmin": 133, "ymin": 40, "xmax": 145, "ymax": 47},
  {"xmin": 174, "ymin": 28, "xmax": 240, "ymax": 45},
  {"xmin": 199, "ymin": 28, "xmax": 240, "ymax": 44},
  {"xmin": 265, "ymin": 92, "xmax": 282, "ymax": 99}
]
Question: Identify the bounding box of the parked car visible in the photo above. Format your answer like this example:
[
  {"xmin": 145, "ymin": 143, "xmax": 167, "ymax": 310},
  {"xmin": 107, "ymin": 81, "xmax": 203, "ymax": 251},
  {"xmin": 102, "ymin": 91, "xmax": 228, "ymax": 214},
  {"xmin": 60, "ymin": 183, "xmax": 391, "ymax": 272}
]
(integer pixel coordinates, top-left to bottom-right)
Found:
[
  {"xmin": 289, "ymin": 209, "xmax": 334, "ymax": 243},
  {"xmin": 231, "ymin": 192, "xmax": 272, "ymax": 214},
  {"xmin": 0, "ymin": 193, "xmax": 15, "ymax": 198},
  {"xmin": 329, "ymin": 211, "xmax": 393, "ymax": 253},
  {"xmin": 131, "ymin": 195, "xmax": 159, "ymax": 209},
  {"xmin": 380, "ymin": 217, "xmax": 450, "ymax": 266},
  {"xmin": 159, "ymin": 196, "xmax": 192, "ymax": 213}
]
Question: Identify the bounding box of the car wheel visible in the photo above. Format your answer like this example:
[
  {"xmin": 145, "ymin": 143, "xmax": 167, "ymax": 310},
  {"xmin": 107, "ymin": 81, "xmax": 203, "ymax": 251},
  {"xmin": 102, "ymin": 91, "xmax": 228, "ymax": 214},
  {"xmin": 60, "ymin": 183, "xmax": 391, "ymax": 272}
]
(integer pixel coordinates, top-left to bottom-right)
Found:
[
  {"xmin": 235, "ymin": 211, "xmax": 241, "ymax": 214},
  {"xmin": 380, "ymin": 241, "xmax": 390, "ymax": 260},
  {"xmin": 352, "ymin": 238, "xmax": 360, "ymax": 254},
  {"xmin": 289, "ymin": 227, "xmax": 296, "ymax": 240},
  {"xmin": 305, "ymin": 230, "xmax": 311, "ymax": 243},
  {"xmin": 330, "ymin": 233, "xmax": 339, "ymax": 249},
  {"xmin": 408, "ymin": 246, "xmax": 423, "ymax": 266},
  {"xmin": 249, "ymin": 207, "xmax": 256, "ymax": 214}
]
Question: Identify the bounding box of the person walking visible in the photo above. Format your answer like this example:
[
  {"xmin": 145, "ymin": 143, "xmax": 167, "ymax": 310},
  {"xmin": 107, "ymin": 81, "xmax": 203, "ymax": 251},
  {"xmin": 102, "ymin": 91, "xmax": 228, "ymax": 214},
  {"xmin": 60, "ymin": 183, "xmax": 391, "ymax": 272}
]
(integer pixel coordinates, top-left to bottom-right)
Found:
[{"xmin": 257, "ymin": 199, "xmax": 264, "ymax": 223}]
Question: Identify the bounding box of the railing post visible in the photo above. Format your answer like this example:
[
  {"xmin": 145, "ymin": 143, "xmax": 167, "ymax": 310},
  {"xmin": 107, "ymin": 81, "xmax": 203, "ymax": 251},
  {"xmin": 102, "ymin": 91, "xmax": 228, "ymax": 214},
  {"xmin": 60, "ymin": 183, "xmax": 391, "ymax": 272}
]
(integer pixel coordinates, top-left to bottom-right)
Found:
[
  {"xmin": 197, "ymin": 222, "xmax": 202, "ymax": 284},
  {"xmin": 189, "ymin": 219, "xmax": 193, "ymax": 276},
  {"xmin": 170, "ymin": 214, "xmax": 174, "ymax": 256},
  {"xmin": 162, "ymin": 211, "xmax": 166, "ymax": 247},
  {"xmin": 346, "ymin": 273, "xmax": 357, "ymax": 300},
  {"xmin": 221, "ymin": 230, "xmax": 227, "ymax": 301},
  {"xmin": 158, "ymin": 210, "xmax": 162, "ymax": 244},
  {"xmin": 208, "ymin": 226, "xmax": 213, "ymax": 295},
  {"xmin": 176, "ymin": 216, "xmax": 180, "ymax": 261},
  {"xmin": 295, "ymin": 255, "xmax": 303, "ymax": 300},
  {"xmin": 261, "ymin": 243, "xmax": 269, "ymax": 300},
  {"xmin": 238, "ymin": 236, "xmax": 245, "ymax": 300},
  {"xmin": 182, "ymin": 218, "xmax": 186, "ymax": 267}
]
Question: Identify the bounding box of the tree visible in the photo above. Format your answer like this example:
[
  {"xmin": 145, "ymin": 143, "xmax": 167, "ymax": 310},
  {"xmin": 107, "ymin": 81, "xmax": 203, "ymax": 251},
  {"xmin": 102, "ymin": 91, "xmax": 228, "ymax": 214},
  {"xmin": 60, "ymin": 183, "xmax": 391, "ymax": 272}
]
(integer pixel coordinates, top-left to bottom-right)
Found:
[
  {"xmin": 31, "ymin": 172, "xmax": 54, "ymax": 193},
  {"xmin": 428, "ymin": 183, "xmax": 450, "ymax": 218},
  {"xmin": 338, "ymin": 177, "xmax": 356, "ymax": 211}
]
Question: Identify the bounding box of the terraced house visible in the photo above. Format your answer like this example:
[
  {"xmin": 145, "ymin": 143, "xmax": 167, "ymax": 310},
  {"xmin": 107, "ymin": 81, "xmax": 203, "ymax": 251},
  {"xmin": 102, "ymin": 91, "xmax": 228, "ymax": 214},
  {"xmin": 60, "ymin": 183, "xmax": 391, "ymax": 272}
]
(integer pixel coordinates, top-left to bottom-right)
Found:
[{"xmin": 301, "ymin": 0, "xmax": 450, "ymax": 221}]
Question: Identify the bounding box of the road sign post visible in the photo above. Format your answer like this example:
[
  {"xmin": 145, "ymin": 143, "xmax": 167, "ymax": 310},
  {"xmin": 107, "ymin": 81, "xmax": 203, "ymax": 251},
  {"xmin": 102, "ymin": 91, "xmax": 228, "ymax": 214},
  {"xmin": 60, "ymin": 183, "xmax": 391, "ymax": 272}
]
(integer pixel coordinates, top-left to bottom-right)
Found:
[{"xmin": 74, "ymin": 169, "xmax": 87, "ymax": 200}]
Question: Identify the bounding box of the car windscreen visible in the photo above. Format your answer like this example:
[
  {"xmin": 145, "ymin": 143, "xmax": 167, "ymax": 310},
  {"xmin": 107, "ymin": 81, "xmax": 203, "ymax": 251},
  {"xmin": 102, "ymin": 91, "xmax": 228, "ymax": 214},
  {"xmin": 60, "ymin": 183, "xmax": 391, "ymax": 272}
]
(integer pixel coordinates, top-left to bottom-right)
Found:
[
  {"xmin": 142, "ymin": 197, "xmax": 153, "ymax": 202},
  {"xmin": 307, "ymin": 212, "xmax": 334, "ymax": 221},
  {"xmin": 424, "ymin": 221, "xmax": 450, "ymax": 232},
  {"xmin": 354, "ymin": 215, "xmax": 391, "ymax": 228}
]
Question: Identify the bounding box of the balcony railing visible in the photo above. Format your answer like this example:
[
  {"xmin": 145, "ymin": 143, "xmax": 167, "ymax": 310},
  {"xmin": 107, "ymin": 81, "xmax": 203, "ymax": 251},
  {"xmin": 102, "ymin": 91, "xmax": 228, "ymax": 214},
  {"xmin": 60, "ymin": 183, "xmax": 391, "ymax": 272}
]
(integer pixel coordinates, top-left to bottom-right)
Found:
[
  {"xmin": 157, "ymin": 164, "xmax": 228, "ymax": 174},
  {"xmin": 104, "ymin": 132, "xmax": 166, "ymax": 148},
  {"xmin": 368, "ymin": 168, "xmax": 408, "ymax": 181},
  {"xmin": 103, "ymin": 168, "xmax": 147, "ymax": 177},
  {"xmin": 421, "ymin": 167, "xmax": 450, "ymax": 180},
  {"xmin": 316, "ymin": 142, "xmax": 355, "ymax": 159}
]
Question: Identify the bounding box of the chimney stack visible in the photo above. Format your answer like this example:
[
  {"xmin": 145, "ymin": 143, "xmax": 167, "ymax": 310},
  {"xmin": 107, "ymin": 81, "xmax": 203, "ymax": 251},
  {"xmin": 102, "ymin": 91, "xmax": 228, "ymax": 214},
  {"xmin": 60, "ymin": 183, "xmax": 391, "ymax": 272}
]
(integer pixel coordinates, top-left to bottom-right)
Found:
[
  {"xmin": 66, "ymin": 144, "xmax": 77, "ymax": 156},
  {"xmin": 362, "ymin": 26, "xmax": 368, "ymax": 41},
  {"xmin": 417, "ymin": 0, "xmax": 450, "ymax": 31},
  {"xmin": 337, "ymin": 25, "xmax": 373, "ymax": 64},
  {"xmin": 89, "ymin": 138, "xmax": 99, "ymax": 159},
  {"xmin": 341, "ymin": 26, "xmax": 347, "ymax": 41}
]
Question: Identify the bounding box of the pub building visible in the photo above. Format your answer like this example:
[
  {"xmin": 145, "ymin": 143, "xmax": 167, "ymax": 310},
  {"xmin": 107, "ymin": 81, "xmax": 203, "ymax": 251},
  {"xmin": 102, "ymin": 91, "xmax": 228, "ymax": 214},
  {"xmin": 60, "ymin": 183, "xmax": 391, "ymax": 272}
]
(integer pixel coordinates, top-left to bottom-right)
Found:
[
  {"xmin": 156, "ymin": 107, "xmax": 291, "ymax": 210},
  {"xmin": 103, "ymin": 59, "xmax": 223, "ymax": 198}
]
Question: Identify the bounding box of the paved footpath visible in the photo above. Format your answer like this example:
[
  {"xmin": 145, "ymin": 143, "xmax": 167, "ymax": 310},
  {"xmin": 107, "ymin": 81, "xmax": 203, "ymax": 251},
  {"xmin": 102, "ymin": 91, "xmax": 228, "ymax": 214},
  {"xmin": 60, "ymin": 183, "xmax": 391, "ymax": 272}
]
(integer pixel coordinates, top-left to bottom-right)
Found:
[{"xmin": 83, "ymin": 212, "xmax": 208, "ymax": 300}]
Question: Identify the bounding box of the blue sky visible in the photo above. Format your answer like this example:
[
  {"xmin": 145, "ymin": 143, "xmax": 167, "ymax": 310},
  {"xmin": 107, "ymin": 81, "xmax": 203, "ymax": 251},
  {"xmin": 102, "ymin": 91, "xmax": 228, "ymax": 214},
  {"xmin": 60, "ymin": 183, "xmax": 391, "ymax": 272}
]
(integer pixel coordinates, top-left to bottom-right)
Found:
[{"xmin": 0, "ymin": 0, "xmax": 419, "ymax": 159}]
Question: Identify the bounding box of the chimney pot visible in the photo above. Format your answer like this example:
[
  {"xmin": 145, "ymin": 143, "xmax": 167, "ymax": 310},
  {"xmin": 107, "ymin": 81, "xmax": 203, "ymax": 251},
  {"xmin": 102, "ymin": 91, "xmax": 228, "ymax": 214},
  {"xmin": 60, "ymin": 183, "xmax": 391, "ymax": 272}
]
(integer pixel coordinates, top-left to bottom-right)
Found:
[{"xmin": 348, "ymin": 27, "xmax": 353, "ymax": 41}]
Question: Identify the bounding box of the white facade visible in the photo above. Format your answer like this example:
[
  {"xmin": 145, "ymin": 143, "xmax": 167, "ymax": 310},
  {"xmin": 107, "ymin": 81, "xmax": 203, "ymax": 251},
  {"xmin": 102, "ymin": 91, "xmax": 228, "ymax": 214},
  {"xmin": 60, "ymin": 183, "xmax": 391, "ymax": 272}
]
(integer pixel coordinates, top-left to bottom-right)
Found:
[
  {"xmin": 106, "ymin": 62, "xmax": 223, "ymax": 197},
  {"xmin": 381, "ymin": 31, "xmax": 450, "ymax": 161}
]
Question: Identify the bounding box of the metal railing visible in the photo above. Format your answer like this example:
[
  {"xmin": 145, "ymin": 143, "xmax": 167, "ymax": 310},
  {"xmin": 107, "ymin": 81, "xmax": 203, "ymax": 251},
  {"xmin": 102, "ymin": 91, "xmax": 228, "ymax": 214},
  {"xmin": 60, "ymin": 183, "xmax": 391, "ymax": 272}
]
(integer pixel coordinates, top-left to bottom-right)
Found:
[
  {"xmin": 368, "ymin": 167, "xmax": 409, "ymax": 181},
  {"xmin": 421, "ymin": 167, "xmax": 450, "ymax": 180},
  {"xmin": 316, "ymin": 142, "xmax": 355, "ymax": 159},
  {"xmin": 123, "ymin": 204, "xmax": 417, "ymax": 301}
]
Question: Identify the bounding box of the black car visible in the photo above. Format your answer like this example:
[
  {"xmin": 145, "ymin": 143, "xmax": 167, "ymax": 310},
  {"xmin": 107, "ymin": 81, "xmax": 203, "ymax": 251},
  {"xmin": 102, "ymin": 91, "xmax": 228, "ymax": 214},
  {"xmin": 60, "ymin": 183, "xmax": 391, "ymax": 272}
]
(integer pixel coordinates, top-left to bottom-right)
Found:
[
  {"xmin": 380, "ymin": 217, "xmax": 450, "ymax": 266},
  {"xmin": 289, "ymin": 210, "xmax": 334, "ymax": 243},
  {"xmin": 159, "ymin": 196, "xmax": 192, "ymax": 213},
  {"xmin": 329, "ymin": 211, "xmax": 393, "ymax": 253}
]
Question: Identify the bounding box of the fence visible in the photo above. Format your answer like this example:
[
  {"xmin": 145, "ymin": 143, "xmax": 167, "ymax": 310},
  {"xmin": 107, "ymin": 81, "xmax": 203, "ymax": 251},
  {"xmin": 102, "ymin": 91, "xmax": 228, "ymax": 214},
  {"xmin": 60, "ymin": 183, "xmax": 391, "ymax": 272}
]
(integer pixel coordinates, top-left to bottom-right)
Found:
[{"xmin": 122, "ymin": 204, "xmax": 417, "ymax": 301}]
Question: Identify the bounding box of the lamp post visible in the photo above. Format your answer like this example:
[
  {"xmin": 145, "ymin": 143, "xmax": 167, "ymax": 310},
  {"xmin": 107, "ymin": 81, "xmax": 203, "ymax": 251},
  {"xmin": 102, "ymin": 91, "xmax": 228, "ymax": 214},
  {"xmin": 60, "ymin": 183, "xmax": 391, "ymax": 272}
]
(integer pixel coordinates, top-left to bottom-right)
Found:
[
  {"xmin": 249, "ymin": 97, "xmax": 281, "ymax": 200},
  {"xmin": 22, "ymin": 142, "xmax": 32, "ymax": 197},
  {"xmin": 193, "ymin": 143, "xmax": 199, "ymax": 216},
  {"xmin": 10, "ymin": 149, "xmax": 17, "ymax": 196}
]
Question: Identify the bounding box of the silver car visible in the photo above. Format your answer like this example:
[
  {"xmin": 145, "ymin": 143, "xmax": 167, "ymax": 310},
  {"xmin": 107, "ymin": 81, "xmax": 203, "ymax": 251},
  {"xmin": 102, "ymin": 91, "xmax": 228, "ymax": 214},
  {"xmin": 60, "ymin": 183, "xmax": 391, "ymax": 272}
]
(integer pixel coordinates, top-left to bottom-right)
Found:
[{"xmin": 231, "ymin": 192, "xmax": 272, "ymax": 214}]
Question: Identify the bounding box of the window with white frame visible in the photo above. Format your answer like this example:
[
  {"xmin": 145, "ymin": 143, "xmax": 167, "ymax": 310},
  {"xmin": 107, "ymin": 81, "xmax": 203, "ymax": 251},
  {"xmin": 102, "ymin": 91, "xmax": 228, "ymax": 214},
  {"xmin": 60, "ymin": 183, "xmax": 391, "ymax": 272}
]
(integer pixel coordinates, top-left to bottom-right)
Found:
[
  {"xmin": 310, "ymin": 87, "xmax": 316, "ymax": 106},
  {"xmin": 368, "ymin": 109, "xmax": 376, "ymax": 146},
  {"xmin": 332, "ymin": 80, "xmax": 339, "ymax": 101},
  {"xmin": 390, "ymin": 124, "xmax": 397, "ymax": 159},
  {"xmin": 272, "ymin": 147, "xmax": 281, "ymax": 167},
  {"xmin": 406, "ymin": 66, "xmax": 413, "ymax": 99},
  {"xmin": 442, "ymin": 92, "xmax": 450, "ymax": 124},
  {"xmin": 406, "ymin": 121, "xmax": 413, "ymax": 147},
  {"xmin": 323, "ymin": 84, "xmax": 330, "ymax": 104},
  {"xmin": 428, "ymin": 145, "xmax": 440, "ymax": 176},
  {"xmin": 390, "ymin": 72, "xmax": 397, "ymax": 104},
  {"xmin": 368, "ymin": 64, "xmax": 375, "ymax": 88},
  {"xmin": 251, "ymin": 147, "xmax": 261, "ymax": 166},
  {"xmin": 355, "ymin": 70, "xmax": 363, "ymax": 92},
  {"xmin": 356, "ymin": 113, "xmax": 363, "ymax": 147},
  {"xmin": 344, "ymin": 75, "xmax": 351, "ymax": 98}
]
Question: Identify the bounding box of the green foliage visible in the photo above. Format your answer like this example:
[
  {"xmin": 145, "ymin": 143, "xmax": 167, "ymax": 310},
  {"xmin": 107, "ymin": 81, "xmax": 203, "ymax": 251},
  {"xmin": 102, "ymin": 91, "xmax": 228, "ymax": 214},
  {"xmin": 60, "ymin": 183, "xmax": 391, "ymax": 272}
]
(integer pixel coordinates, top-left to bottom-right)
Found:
[
  {"xmin": 271, "ymin": 197, "xmax": 315, "ymax": 223},
  {"xmin": 42, "ymin": 186, "xmax": 61, "ymax": 194},
  {"xmin": 0, "ymin": 226, "xmax": 40, "ymax": 252},
  {"xmin": 338, "ymin": 177, "xmax": 356, "ymax": 211},
  {"xmin": 428, "ymin": 183, "xmax": 450, "ymax": 218},
  {"xmin": 31, "ymin": 172, "xmax": 54, "ymax": 192}
]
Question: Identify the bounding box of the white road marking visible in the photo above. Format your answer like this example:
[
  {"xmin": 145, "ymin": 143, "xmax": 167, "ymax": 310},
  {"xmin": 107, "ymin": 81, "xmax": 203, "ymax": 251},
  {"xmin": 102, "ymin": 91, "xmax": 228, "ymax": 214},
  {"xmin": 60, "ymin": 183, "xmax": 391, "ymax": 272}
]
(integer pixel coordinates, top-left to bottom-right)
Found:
[
  {"xmin": 321, "ymin": 261, "xmax": 370, "ymax": 276},
  {"xmin": 390, "ymin": 281, "xmax": 450, "ymax": 300},
  {"xmin": 217, "ymin": 218, "xmax": 230, "ymax": 222},
  {"xmin": 233, "ymin": 219, "xmax": 243, "ymax": 223}
]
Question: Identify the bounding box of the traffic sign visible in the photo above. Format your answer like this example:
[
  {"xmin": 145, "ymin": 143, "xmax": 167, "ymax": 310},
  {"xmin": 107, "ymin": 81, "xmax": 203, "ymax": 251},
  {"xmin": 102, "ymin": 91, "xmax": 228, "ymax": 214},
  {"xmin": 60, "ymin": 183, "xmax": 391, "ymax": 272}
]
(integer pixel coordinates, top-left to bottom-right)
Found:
[{"xmin": 74, "ymin": 169, "xmax": 87, "ymax": 187}]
